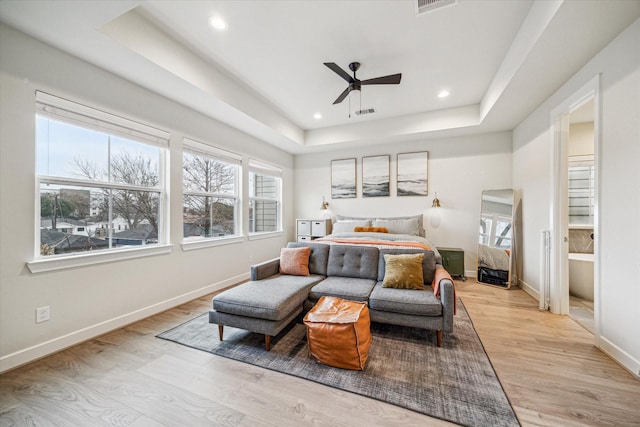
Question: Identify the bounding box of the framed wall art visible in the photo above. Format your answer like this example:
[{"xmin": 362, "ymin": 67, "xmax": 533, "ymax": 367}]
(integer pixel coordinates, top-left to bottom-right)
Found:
[
  {"xmin": 362, "ymin": 155, "xmax": 390, "ymax": 197},
  {"xmin": 331, "ymin": 158, "xmax": 357, "ymax": 199},
  {"xmin": 397, "ymin": 151, "xmax": 428, "ymax": 196}
]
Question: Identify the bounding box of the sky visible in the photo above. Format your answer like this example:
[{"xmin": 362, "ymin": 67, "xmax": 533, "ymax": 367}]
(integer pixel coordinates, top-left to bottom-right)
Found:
[{"xmin": 36, "ymin": 116, "xmax": 159, "ymax": 181}]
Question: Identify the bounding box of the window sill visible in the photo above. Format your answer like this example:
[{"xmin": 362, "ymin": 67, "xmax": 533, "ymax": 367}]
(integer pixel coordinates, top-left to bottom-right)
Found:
[
  {"xmin": 248, "ymin": 231, "xmax": 283, "ymax": 241},
  {"xmin": 182, "ymin": 235, "xmax": 245, "ymax": 251},
  {"xmin": 568, "ymin": 224, "xmax": 594, "ymax": 230},
  {"xmin": 26, "ymin": 244, "xmax": 174, "ymax": 274}
]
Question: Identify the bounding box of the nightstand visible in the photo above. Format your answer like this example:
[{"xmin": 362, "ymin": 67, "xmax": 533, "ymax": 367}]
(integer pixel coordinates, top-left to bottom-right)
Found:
[
  {"xmin": 296, "ymin": 219, "xmax": 331, "ymax": 242},
  {"xmin": 437, "ymin": 247, "xmax": 466, "ymax": 281}
]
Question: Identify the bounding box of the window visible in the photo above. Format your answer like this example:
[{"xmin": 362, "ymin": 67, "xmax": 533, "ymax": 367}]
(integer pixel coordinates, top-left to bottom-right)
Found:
[
  {"xmin": 35, "ymin": 92, "xmax": 168, "ymax": 258},
  {"xmin": 493, "ymin": 218, "xmax": 512, "ymax": 249},
  {"xmin": 479, "ymin": 214, "xmax": 512, "ymax": 249},
  {"xmin": 568, "ymin": 155, "xmax": 595, "ymax": 225},
  {"xmin": 183, "ymin": 139, "xmax": 241, "ymax": 241},
  {"xmin": 479, "ymin": 217, "xmax": 492, "ymax": 246},
  {"xmin": 249, "ymin": 160, "xmax": 282, "ymax": 234}
]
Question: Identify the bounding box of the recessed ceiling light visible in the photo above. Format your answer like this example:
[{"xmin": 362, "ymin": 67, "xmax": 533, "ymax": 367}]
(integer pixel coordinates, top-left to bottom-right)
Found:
[
  {"xmin": 209, "ymin": 16, "xmax": 228, "ymax": 31},
  {"xmin": 314, "ymin": 113, "xmax": 322, "ymax": 120},
  {"xmin": 438, "ymin": 90, "xmax": 450, "ymax": 98}
]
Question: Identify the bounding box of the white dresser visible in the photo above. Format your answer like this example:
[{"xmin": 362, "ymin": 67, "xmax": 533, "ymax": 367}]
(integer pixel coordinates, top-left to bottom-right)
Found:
[{"xmin": 296, "ymin": 219, "xmax": 332, "ymax": 242}]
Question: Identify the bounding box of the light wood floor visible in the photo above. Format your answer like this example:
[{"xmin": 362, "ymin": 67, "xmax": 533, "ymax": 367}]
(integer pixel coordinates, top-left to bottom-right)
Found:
[{"xmin": 1, "ymin": 281, "xmax": 639, "ymax": 426}]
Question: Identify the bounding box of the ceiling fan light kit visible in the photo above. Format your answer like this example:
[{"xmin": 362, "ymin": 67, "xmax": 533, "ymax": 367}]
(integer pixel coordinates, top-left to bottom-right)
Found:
[{"xmin": 324, "ymin": 61, "xmax": 402, "ymax": 118}]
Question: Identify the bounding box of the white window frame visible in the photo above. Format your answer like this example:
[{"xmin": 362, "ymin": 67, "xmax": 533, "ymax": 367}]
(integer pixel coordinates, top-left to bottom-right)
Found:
[
  {"xmin": 182, "ymin": 139, "xmax": 243, "ymax": 250},
  {"xmin": 27, "ymin": 92, "xmax": 171, "ymax": 273},
  {"xmin": 480, "ymin": 213, "xmax": 512, "ymax": 250},
  {"xmin": 479, "ymin": 217, "xmax": 492, "ymax": 246},
  {"xmin": 248, "ymin": 159, "xmax": 283, "ymax": 238},
  {"xmin": 568, "ymin": 155, "xmax": 595, "ymax": 226}
]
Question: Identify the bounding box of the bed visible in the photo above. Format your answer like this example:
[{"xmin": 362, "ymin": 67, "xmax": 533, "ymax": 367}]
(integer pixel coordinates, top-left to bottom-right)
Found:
[
  {"xmin": 313, "ymin": 214, "xmax": 442, "ymax": 263},
  {"xmin": 477, "ymin": 243, "xmax": 510, "ymax": 286}
]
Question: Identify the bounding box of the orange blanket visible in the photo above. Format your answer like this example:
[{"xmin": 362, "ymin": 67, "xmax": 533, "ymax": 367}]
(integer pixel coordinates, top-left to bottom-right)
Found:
[
  {"xmin": 316, "ymin": 238, "xmax": 431, "ymax": 251},
  {"xmin": 432, "ymin": 268, "xmax": 457, "ymax": 315}
]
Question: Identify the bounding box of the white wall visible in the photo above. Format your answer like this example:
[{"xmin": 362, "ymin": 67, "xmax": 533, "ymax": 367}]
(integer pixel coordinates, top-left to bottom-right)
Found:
[
  {"xmin": 513, "ymin": 18, "xmax": 640, "ymax": 374},
  {"xmin": 569, "ymin": 122, "xmax": 595, "ymax": 156},
  {"xmin": 295, "ymin": 132, "xmax": 513, "ymax": 275},
  {"xmin": 0, "ymin": 25, "xmax": 294, "ymax": 372}
]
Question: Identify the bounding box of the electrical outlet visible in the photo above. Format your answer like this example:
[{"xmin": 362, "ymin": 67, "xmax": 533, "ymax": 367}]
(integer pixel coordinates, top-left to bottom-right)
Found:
[{"xmin": 36, "ymin": 306, "xmax": 50, "ymax": 323}]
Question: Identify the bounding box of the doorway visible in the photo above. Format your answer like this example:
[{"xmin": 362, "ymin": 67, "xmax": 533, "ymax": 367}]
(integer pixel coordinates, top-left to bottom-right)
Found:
[
  {"xmin": 566, "ymin": 100, "xmax": 595, "ymax": 333},
  {"xmin": 549, "ymin": 75, "xmax": 601, "ymax": 345}
]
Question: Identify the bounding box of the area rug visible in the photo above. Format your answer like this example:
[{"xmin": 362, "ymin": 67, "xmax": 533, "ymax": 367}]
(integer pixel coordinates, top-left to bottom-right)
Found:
[{"xmin": 157, "ymin": 299, "xmax": 519, "ymax": 427}]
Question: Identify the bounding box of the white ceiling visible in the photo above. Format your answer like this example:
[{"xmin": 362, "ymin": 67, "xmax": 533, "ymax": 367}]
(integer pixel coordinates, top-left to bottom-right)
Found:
[
  {"xmin": 1, "ymin": 0, "xmax": 639, "ymax": 154},
  {"xmin": 139, "ymin": 0, "xmax": 530, "ymax": 130}
]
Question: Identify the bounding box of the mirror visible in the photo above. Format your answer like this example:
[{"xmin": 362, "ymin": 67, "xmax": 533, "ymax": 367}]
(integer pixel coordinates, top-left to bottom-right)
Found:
[{"xmin": 478, "ymin": 189, "xmax": 515, "ymax": 288}]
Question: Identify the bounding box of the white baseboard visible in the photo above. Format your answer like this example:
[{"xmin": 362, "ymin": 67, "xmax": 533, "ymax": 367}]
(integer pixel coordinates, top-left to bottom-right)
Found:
[
  {"xmin": 599, "ymin": 336, "xmax": 640, "ymax": 379},
  {"xmin": 0, "ymin": 273, "xmax": 248, "ymax": 374},
  {"xmin": 519, "ymin": 279, "xmax": 540, "ymax": 301}
]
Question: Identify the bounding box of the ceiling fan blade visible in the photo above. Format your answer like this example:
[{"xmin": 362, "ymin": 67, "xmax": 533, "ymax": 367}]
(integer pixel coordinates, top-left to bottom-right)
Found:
[
  {"xmin": 361, "ymin": 73, "xmax": 402, "ymax": 85},
  {"xmin": 324, "ymin": 62, "xmax": 354, "ymax": 83},
  {"xmin": 333, "ymin": 87, "xmax": 352, "ymax": 104}
]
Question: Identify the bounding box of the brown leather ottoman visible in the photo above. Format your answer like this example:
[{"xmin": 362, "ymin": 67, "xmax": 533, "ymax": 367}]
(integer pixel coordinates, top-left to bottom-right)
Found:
[{"xmin": 303, "ymin": 296, "xmax": 371, "ymax": 370}]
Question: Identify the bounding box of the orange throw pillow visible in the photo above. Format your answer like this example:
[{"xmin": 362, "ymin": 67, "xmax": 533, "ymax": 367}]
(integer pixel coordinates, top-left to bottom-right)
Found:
[
  {"xmin": 279, "ymin": 246, "xmax": 311, "ymax": 276},
  {"xmin": 353, "ymin": 226, "xmax": 389, "ymax": 233}
]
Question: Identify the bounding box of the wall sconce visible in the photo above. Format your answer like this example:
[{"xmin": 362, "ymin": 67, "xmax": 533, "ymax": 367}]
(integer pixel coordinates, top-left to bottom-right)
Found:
[
  {"xmin": 320, "ymin": 196, "xmax": 330, "ymax": 211},
  {"xmin": 319, "ymin": 196, "xmax": 331, "ymax": 219},
  {"xmin": 432, "ymin": 192, "xmax": 441, "ymax": 208},
  {"xmin": 430, "ymin": 192, "xmax": 442, "ymax": 229}
]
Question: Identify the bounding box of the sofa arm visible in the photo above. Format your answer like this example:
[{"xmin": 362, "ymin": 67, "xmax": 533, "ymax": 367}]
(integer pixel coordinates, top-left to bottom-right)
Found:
[
  {"xmin": 250, "ymin": 258, "xmax": 280, "ymax": 281},
  {"xmin": 439, "ymin": 279, "xmax": 455, "ymax": 333}
]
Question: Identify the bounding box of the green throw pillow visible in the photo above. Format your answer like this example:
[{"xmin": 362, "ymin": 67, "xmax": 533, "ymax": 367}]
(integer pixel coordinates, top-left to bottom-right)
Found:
[{"xmin": 382, "ymin": 253, "xmax": 425, "ymax": 290}]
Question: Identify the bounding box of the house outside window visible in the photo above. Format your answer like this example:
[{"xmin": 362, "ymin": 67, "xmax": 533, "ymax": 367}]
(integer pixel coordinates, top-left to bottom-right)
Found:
[
  {"xmin": 35, "ymin": 92, "xmax": 168, "ymax": 258},
  {"xmin": 182, "ymin": 139, "xmax": 241, "ymax": 241},
  {"xmin": 249, "ymin": 160, "xmax": 282, "ymax": 234}
]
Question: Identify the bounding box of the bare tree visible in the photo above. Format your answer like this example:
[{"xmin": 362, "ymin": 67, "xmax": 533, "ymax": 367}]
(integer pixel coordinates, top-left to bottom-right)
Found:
[
  {"xmin": 74, "ymin": 157, "xmax": 104, "ymax": 181},
  {"xmin": 183, "ymin": 155, "xmax": 235, "ymax": 236},
  {"xmin": 73, "ymin": 151, "xmax": 235, "ymax": 238},
  {"xmin": 73, "ymin": 153, "xmax": 160, "ymax": 233},
  {"xmin": 110, "ymin": 153, "xmax": 159, "ymax": 232}
]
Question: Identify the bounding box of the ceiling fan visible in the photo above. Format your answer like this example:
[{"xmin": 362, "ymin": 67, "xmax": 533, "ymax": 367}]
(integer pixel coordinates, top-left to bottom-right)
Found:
[{"xmin": 324, "ymin": 62, "xmax": 402, "ymax": 105}]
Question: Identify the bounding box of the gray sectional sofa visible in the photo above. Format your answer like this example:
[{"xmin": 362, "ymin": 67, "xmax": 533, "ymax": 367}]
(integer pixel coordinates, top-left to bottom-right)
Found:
[{"xmin": 209, "ymin": 242, "xmax": 455, "ymax": 350}]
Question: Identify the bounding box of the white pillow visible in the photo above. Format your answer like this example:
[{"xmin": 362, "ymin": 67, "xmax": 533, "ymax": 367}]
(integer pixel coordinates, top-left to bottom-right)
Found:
[
  {"xmin": 376, "ymin": 214, "xmax": 424, "ymax": 236},
  {"xmin": 372, "ymin": 218, "xmax": 420, "ymax": 236},
  {"xmin": 332, "ymin": 220, "xmax": 371, "ymax": 233}
]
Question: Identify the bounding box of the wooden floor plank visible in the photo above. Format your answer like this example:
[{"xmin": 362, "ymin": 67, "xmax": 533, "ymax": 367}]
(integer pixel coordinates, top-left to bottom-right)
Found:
[
  {"xmin": 1, "ymin": 280, "xmax": 639, "ymax": 426},
  {"xmin": 1, "ymin": 363, "xmax": 143, "ymax": 426},
  {"xmin": 86, "ymin": 365, "xmax": 245, "ymax": 427},
  {"xmin": 456, "ymin": 280, "xmax": 640, "ymax": 427}
]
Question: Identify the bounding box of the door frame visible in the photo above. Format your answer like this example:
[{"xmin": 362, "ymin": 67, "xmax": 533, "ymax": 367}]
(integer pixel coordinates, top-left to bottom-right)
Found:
[{"xmin": 549, "ymin": 74, "xmax": 601, "ymax": 345}]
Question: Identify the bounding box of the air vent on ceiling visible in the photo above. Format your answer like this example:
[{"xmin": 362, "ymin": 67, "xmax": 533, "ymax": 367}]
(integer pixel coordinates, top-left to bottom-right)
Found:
[
  {"xmin": 355, "ymin": 108, "xmax": 375, "ymax": 116},
  {"xmin": 416, "ymin": 0, "xmax": 457, "ymax": 15}
]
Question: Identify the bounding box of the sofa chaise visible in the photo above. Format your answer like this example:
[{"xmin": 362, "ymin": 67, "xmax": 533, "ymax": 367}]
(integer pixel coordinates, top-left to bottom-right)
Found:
[{"xmin": 209, "ymin": 242, "xmax": 455, "ymax": 350}]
